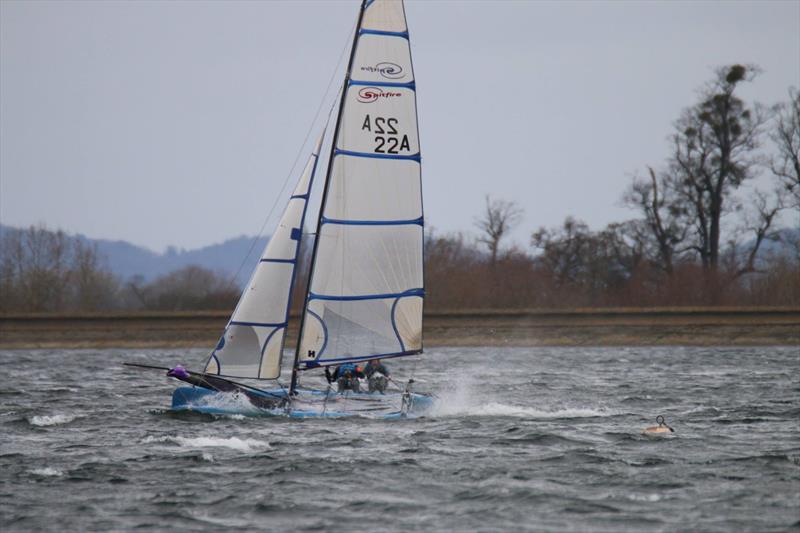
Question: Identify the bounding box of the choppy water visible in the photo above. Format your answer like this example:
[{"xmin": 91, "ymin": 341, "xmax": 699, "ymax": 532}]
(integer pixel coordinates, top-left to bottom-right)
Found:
[{"xmin": 1, "ymin": 346, "xmax": 798, "ymax": 531}]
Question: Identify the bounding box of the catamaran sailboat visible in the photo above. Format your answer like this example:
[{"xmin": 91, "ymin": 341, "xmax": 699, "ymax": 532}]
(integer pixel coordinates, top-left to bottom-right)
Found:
[{"xmin": 127, "ymin": 0, "xmax": 431, "ymax": 418}]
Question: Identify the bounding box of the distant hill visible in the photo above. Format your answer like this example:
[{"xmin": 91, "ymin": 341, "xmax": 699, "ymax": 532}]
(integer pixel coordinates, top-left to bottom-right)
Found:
[
  {"xmin": 737, "ymin": 226, "xmax": 799, "ymax": 271},
  {"xmin": 756, "ymin": 227, "xmax": 799, "ymax": 257},
  {"xmin": 89, "ymin": 234, "xmax": 270, "ymax": 284},
  {"xmin": 0, "ymin": 224, "xmax": 269, "ymax": 284}
]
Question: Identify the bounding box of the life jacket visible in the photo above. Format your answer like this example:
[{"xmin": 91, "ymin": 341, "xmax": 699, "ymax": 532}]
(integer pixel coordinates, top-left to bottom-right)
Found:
[{"xmin": 338, "ymin": 363, "xmax": 358, "ymax": 376}]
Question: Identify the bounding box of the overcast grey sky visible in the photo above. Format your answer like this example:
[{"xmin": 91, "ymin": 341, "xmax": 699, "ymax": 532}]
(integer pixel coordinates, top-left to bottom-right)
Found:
[{"xmin": 2, "ymin": 0, "xmax": 798, "ymax": 252}]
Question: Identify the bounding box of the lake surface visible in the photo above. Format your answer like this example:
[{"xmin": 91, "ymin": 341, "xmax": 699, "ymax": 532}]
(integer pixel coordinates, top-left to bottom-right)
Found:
[{"xmin": 1, "ymin": 346, "xmax": 798, "ymax": 531}]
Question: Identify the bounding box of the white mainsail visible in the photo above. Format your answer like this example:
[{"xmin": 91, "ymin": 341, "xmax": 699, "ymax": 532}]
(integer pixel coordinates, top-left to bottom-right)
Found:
[
  {"xmin": 205, "ymin": 132, "xmax": 325, "ymax": 379},
  {"xmin": 297, "ymin": 0, "xmax": 423, "ymax": 369}
]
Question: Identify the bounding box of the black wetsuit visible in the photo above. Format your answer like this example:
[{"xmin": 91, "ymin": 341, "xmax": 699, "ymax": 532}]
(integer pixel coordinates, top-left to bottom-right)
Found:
[
  {"xmin": 363, "ymin": 362, "xmax": 389, "ymax": 379},
  {"xmin": 325, "ymin": 364, "xmax": 364, "ymax": 392},
  {"xmin": 326, "ymin": 364, "xmax": 365, "ymax": 382}
]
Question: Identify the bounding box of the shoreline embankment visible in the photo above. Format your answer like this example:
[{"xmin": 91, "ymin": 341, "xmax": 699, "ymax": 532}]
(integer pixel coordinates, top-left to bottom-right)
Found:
[{"xmin": 1, "ymin": 307, "xmax": 798, "ymax": 349}]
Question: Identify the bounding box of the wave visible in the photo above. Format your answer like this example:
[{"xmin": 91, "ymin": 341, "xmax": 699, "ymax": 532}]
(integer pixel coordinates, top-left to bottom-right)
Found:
[
  {"xmin": 141, "ymin": 435, "xmax": 270, "ymax": 452},
  {"xmin": 29, "ymin": 467, "xmax": 64, "ymax": 477},
  {"xmin": 428, "ymin": 368, "xmax": 621, "ymax": 419},
  {"xmin": 193, "ymin": 392, "xmax": 265, "ymax": 415},
  {"xmin": 431, "ymin": 400, "xmax": 619, "ymax": 419},
  {"xmin": 626, "ymin": 493, "xmax": 663, "ymax": 502},
  {"xmin": 683, "ymin": 405, "xmax": 721, "ymax": 415},
  {"xmin": 474, "ymin": 403, "xmax": 618, "ymax": 419},
  {"xmin": 28, "ymin": 414, "xmax": 79, "ymax": 427}
]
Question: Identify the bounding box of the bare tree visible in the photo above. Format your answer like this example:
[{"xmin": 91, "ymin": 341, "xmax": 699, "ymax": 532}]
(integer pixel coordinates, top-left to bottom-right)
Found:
[
  {"xmin": 532, "ymin": 217, "xmax": 645, "ymax": 300},
  {"xmin": 770, "ymin": 87, "xmax": 800, "ymax": 208},
  {"xmin": 665, "ymin": 64, "xmax": 767, "ymax": 271},
  {"xmin": 142, "ymin": 265, "xmax": 238, "ymax": 310},
  {"xmin": 70, "ymin": 239, "xmax": 119, "ymax": 311},
  {"xmin": 120, "ymin": 274, "xmax": 148, "ymax": 310},
  {"xmin": 474, "ymin": 195, "xmax": 523, "ymax": 265},
  {"xmin": 532, "ymin": 217, "xmax": 591, "ymax": 287},
  {"xmin": 19, "ymin": 225, "xmax": 71, "ymax": 311},
  {"xmin": 0, "ymin": 225, "xmax": 120, "ymax": 312},
  {"xmin": 424, "ymin": 228, "xmax": 484, "ymax": 307},
  {"xmin": 0, "ymin": 229, "xmax": 23, "ymax": 311},
  {"xmin": 623, "ymin": 167, "xmax": 690, "ymax": 274},
  {"xmin": 730, "ymin": 189, "xmax": 785, "ymax": 277}
]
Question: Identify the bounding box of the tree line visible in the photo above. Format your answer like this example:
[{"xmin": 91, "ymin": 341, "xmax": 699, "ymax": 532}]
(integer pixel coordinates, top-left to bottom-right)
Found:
[
  {"xmin": 0, "ymin": 226, "xmax": 240, "ymax": 313},
  {"xmin": 439, "ymin": 65, "xmax": 798, "ymax": 308},
  {"xmin": 1, "ymin": 65, "xmax": 797, "ymax": 313}
]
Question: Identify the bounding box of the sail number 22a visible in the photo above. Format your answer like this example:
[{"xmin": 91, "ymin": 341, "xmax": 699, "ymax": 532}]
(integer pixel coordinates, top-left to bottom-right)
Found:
[{"xmin": 362, "ymin": 115, "xmax": 411, "ymax": 154}]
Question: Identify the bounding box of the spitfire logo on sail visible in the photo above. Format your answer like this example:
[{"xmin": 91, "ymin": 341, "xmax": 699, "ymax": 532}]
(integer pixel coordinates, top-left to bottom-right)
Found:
[
  {"xmin": 357, "ymin": 87, "xmax": 402, "ymax": 104},
  {"xmin": 360, "ymin": 62, "xmax": 404, "ymax": 79}
]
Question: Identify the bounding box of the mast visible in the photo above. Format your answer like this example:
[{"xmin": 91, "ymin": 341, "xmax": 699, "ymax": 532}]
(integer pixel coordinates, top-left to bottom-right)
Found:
[
  {"xmin": 289, "ymin": 0, "xmax": 368, "ymax": 395},
  {"xmin": 402, "ymin": 0, "xmax": 425, "ymax": 358}
]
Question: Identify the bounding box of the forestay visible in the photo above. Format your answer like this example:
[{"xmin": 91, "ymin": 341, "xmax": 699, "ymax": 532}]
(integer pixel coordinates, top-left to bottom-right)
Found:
[
  {"xmin": 205, "ymin": 133, "xmax": 325, "ymax": 379},
  {"xmin": 298, "ymin": 0, "xmax": 423, "ymax": 369}
]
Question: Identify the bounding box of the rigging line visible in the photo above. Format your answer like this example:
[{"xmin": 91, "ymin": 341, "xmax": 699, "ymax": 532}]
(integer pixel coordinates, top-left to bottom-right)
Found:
[
  {"xmin": 122, "ymin": 362, "xmax": 284, "ymax": 399},
  {"xmin": 408, "ymin": 353, "xmax": 421, "ymax": 399},
  {"xmin": 322, "ymin": 382, "xmax": 333, "ymax": 415},
  {"xmin": 225, "ymin": 17, "xmax": 357, "ymax": 292}
]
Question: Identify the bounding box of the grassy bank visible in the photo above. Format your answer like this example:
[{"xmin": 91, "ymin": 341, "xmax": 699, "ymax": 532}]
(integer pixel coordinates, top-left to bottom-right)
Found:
[{"xmin": 1, "ymin": 307, "xmax": 798, "ymax": 349}]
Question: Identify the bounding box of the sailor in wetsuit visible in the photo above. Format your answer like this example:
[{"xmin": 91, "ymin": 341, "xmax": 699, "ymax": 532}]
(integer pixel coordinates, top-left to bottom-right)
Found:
[
  {"xmin": 325, "ymin": 363, "xmax": 364, "ymax": 393},
  {"xmin": 363, "ymin": 359, "xmax": 390, "ymax": 393}
]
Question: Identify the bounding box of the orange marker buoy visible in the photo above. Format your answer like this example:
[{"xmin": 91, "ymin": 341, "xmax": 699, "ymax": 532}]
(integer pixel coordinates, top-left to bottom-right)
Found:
[{"xmin": 643, "ymin": 415, "xmax": 674, "ymax": 435}]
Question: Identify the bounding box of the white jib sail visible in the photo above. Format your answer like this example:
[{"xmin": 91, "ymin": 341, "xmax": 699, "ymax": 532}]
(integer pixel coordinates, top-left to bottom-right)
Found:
[
  {"xmin": 205, "ymin": 132, "xmax": 325, "ymax": 379},
  {"xmin": 298, "ymin": 0, "xmax": 423, "ymax": 369}
]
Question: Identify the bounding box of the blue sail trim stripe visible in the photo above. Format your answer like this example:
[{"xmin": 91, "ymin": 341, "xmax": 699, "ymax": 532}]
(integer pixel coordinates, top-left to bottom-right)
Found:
[
  {"xmin": 256, "ymin": 326, "xmax": 283, "ymax": 378},
  {"xmin": 300, "ymin": 350, "xmax": 422, "ymax": 369},
  {"xmin": 229, "ymin": 320, "xmax": 288, "ymax": 328},
  {"xmin": 309, "ymin": 288, "xmax": 424, "ymax": 302},
  {"xmin": 349, "ymin": 79, "xmax": 415, "ymax": 90},
  {"xmin": 334, "ymin": 149, "xmax": 421, "ymax": 162},
  {"xmin": 259, "ymin": 258, "xmax": 295, "ymax": 264},
  {"xmin": 306, "ymin": 308, "xmax": 328, "ymax": 360},
  {"xmin": 261, "ymin": 327, "xmax": 282, "ymax": 357},
  {"xmin": 360, "ymin": 28, "xmax": 409, "ymax": 39},
  {"xmin": 390, "ymin": 297, "xmax": 406, "ymax": 352},
  {"xmin": 204, "ymin": 329, "xmax": 227, "ymax": 376},
  {"xmin": 364, "ymin": 0, "xmax": 376, "ymax": 9},
  {"xmin": 290, "ymin": 194, "xmax": 309, "ymax": 200},
  {"xmin": 321, "ymin": 216, "xmax": 423, "ymax": 227}
]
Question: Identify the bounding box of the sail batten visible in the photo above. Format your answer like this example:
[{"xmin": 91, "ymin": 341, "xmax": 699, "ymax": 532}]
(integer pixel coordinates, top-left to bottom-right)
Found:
[
  {"xmin": 229, "ymin": 320, "xmax": 287, "ymax": 328},
  {"xmin": 309, "ymin": 288, "xmax": 424, "ymax": 301},
  {"xmin": 334, "ymin": 149, "xmax": 420, "ymax": 161},
  {"xmin": 297, "ymin": 0, "xmax": 423, "ymax": 370},
  {"xmin": 259, "ymin": 258, "xmax": 295, "ymax": 264},
  {"xmin": 320, "ymin": 216, "xmax": 423, "ymax": 226},
  {"xmin": 359, "ymin": 29, "xmax": 409, "ymax": 39},
  {"xmin": 348, "ymin": 80, "xmax": 415, "ymax": 89}
]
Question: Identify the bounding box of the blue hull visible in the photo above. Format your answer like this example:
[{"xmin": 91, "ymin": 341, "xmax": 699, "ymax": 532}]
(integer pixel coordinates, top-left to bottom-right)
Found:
[{"xmin": 170, "ymin": 386, "xmax": 434, "ymax": 419}]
